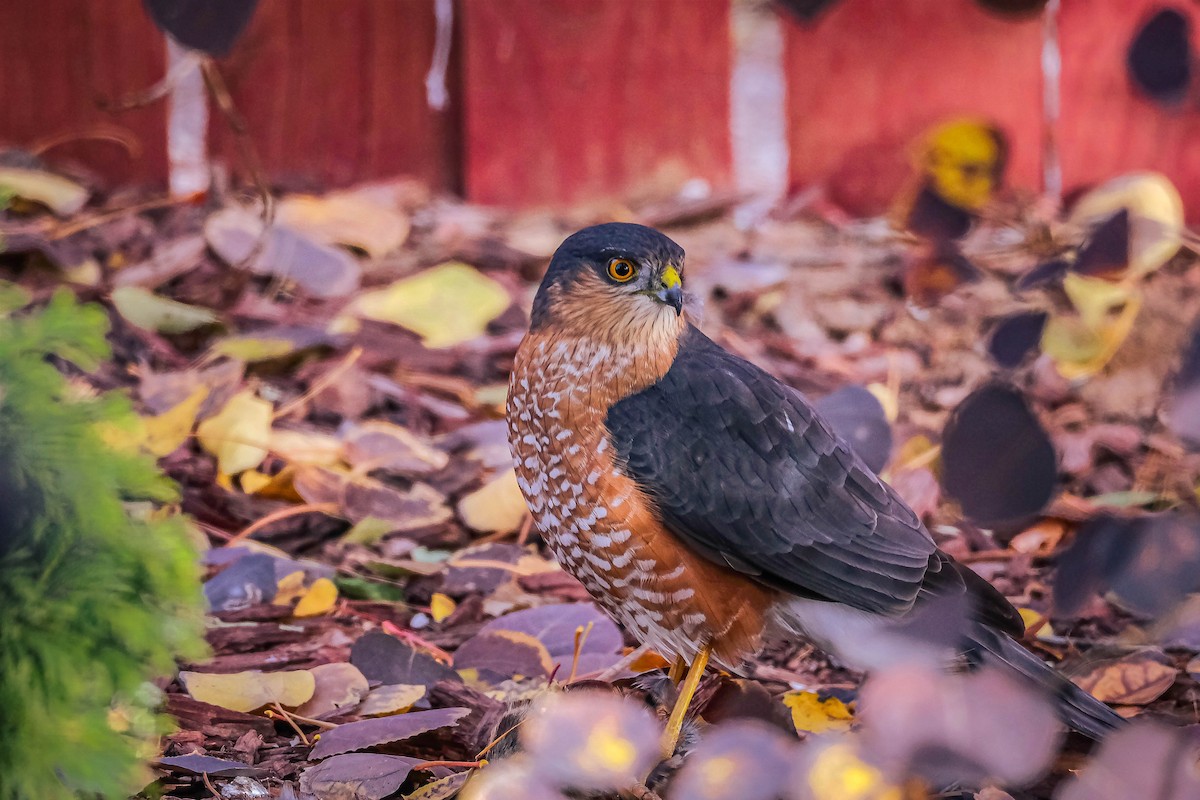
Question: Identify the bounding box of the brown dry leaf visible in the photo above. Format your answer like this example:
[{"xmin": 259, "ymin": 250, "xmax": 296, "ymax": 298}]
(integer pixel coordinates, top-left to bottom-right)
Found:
[
  {"xmin": 782, "ymin": 691, "xmax": 854, "ymax": 734},
  {"xmin": 277, "ymin": 192, "xmax": 410, "ymax": 259},
  {"xmin": 457, "ymin": 469, "xmax": 527, "ymax": 534},
  {"xmin": 205, "ymin": 206, "xmax": 361, "ymax": 298},
  {"xmin": 357, "ymin": 684, "xmax": 426, "ymax": 717},
  {"xmin": 179, "ymin": 669, "xmax": 315, "ymax": 713},
  {"xmin": 196, "ymin": 389, "xmax": 273, "ymax": 475},
  {"xmin": 295, "ymin": 662, "xmax": 370, "ymax": 720},
  {"xmin": 293, "ymin": 465, "xmax": 452, "ymax": 532},
  {"xmin": 338, "ymin": 262, "xmax": 511, "ymax": 347},
  {"xmin": 1071, "ymin": 650, "xmax": 1177, "ymax": 705},
  {"xmin": 294, "ymin": 577, "xmax": 338, "ymax": 617},
  {"xmin": 343, "ymin": 421, "xmax": 449, "ymax": 476},
  {"xmin": 1009, "ymin": 519, "xmax": 1066, "ymax": 555}
]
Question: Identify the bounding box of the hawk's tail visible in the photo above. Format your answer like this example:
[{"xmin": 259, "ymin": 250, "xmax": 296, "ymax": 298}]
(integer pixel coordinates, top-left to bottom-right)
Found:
[{"xmin": 970, "ymin": 627, "xmax": 1124, "ymax": 740}]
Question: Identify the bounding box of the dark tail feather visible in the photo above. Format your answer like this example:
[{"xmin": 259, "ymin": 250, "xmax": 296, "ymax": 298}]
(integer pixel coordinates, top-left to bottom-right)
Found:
[{"xmin": 970, "ymin": 628, "xmax": 1124, "ymax": 740}]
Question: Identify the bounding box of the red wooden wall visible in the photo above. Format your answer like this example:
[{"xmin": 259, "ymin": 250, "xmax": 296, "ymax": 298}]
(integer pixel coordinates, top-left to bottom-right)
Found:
[
  {"xmin": 0, "ymin": 0, "xmax": 168, "ymax": 187},
  {"xmin": 459, "ymin": 0, "xmax": 733, "ymax": 207},
  {"xmin": 782, "ymin": 0, "xmax": 1045, "ymax": 215},
  {"xmin": 211, "ymin": 0, "xmax": 457, "ymax": 191},
  {"xmin": 1057, "ymin": 0, "xmax": 1200, "ymax": 206}
]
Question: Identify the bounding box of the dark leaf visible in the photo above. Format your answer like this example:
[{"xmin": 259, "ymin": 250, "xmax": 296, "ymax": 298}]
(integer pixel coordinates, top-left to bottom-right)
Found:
[
  {"xmin": 941, "ymin": 383, "xmax": 1057, "ymax": 527},
  {"xmin": 299, "ymin": 754, "xmax": 420, "ymax": 800},
  {"xmin": 204, "ymin": 553, "xmax": 278, "ymax": 612},
  {"xmin": 473, "ymin": 603, "xmax": 623, "ymax": 663},
  {"xmin": 1127, "ymin": 8, "xmax": 1193, "ymax": 106},
  {"xmin": 987, "ymin": 311, "xmax": 1048, "ymax": 369},
  {"xmin": 1072, "ymin": 209, "xmax": 1130, "ymax": 279},
  {"xmin": 157, "ymin": 754, "xmax": 267, "ymax": 778},
  {"xmin": 453, "ymin": 630, "xmax": 554, "ymax": 681},
  {"xmin": 905, "ymin": 183, "xmax": 974, "ymax": 241},
  {"xmin": 701, "ymin": 679, "xmax": 795, "ymax": 732},
  {"xmin": 309, "ymin": 708, "xmax": 470, "ymax": 760},
  {"xmin": 815, "ymin": 385, "xmax": 892, "ymax": 473},
  {"xmin": 350, "ymin": 631, "xmax": 459, "ymax": 687},
  {"xmin": 1016, "ymin": 258, "xmax": 1070, "ymax": 291},
  {"xmin": 442, "ymin": 543, "xmax": 526, "ymax": 597},
  {"xmin": 903, "ymin": 244, "xmax": 981, "ymax": 306},
  {"xmin": 142, "ymin": 0, "xmax": 260, "ymax": 57}
]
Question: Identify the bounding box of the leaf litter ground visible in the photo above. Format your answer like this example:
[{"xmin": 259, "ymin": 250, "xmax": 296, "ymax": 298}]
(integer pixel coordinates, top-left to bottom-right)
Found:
[{"xmin": 3, "ymin": 173, "xmax": 1200, "ymax": 800}]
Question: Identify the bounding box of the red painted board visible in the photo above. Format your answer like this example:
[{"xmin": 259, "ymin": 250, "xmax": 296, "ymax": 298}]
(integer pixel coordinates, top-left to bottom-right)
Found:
[
  {"xmin": 1058, "ymin": 0, "xmax": 1200, "ymax": 221},
  {"xmin": 460, "ymin": 0, "xmax": 733, "ymax": 207},
  {"xmin": 210, "ymin": 0, "xmax": 457, "ymax": 191},
  {"xmin": 0, "ymin": 0, "xmax": 168, "ymax": 187},
  {"xmin": 782, "ymin": 0, "xmax": 1044, "ymax": 216}
]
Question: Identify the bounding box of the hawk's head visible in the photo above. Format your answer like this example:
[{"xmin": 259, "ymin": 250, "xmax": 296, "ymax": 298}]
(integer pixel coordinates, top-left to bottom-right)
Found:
[{"xmin": 530, "ymin": 223, "xmax": 687, "ymax": 343}]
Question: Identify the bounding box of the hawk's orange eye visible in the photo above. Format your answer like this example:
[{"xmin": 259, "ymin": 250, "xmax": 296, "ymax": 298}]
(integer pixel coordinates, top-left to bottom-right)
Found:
[{"xmin": 607, "ymin": 258, "xmax": 637, "ymax": 283}]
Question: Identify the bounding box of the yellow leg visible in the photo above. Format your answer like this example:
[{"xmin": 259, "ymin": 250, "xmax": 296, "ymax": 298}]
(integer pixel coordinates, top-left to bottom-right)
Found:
[
  {"xmin": 660, "ymin": 645, "xmax": 710, "ymax": 759},
  {"xmin": 667, "ymin": 655, "xmax": 686, "ymax": 685}
]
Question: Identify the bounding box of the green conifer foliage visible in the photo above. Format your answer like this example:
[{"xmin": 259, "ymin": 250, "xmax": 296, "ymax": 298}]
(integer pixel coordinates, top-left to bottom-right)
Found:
[{"xmin": 0, "ymin": 290, "xmax": 206, "ymax": 800}]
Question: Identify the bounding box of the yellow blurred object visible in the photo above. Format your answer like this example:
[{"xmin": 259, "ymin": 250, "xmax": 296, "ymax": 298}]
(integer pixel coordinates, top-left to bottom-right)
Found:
[
  {"xmin": 1068, "ymin": 172, "xmax": 1183, "ymax": 279},
  {"xmin": 1042, "ymin": 288, "xmax": 1142, "ymax": 380},
  {"xmin": 430, "ymin": 592, "xmax": 457, "ymax": 623},
  {"xmin": 293, "ymin": 577, "xmax": 338, "ymax": 617},
  {"xmin": 917, "ymin": 119, "xmax": 1006, "ymax": 211},
  {"xmin": 807, "ymin": 741, "xmax": 904, "ymax": 800},
  {"xmin": 783, "ymin": 690, "xmax": 855, "ymax": 734}
]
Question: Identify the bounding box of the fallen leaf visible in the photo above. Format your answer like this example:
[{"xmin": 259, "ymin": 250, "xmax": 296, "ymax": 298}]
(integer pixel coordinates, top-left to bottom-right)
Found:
[
  {"xmin": 343, "ymin": 421, "xmax": 450, "ymax": 476},
  {"xmin": 293, "ymin": 465, "xmax": 452, "ymax": 532},
  {"xmin": 915, "ymin": 118, "xmax": 1007, "ymax": 211},
  {"xmin": 142, "ymin": 386, "xmax": 208, "ymax": 457},
  {"xmin": 204, "ymin": 552, "xmax": 278, "ymax": 612},
  {"xmin": 782, "ymin": 691, "xmax": 854, "ymax": 734},
  {"xmin": 357, "ymin": 684, "xmax": 426, "ymax": 717},
  {"xmin": 179, "ymin": 669, "xmax": 315, "ymax": 713},
  {"xmin": 0, "ymin": 166, "xmax": 87, "ymax": 215},
  {"xmin": 343, "ymin": 262, "xmax": 511, "ymax": 347},
  {"xmin": 111, "ymin": 286, "xmax": 219, "ymax": 333},
  {"xmin": 197, "ymin": 389, "xmax": 273, "ymax": 475},
  {"xmin": 402, "ymin": 773, "xmax": 470, "ymax": 800},
  {"xmin": 273, "ymin": 570, "xmax": 308, "ymax": 605},
  {"xmin": 294, "ymin": 577, "xmax": 339, "ymax": 617},
  {"xmin": 300, "ymin": 754, "xmax": 421, "ymax": 800},
  {"xmin": 277, "ymin": 192, "xmax": 410, "ymax": 259},
  {"xmin": 349, "ymin": 631, "xmax": 459, "ymax": 688},
  {"xmin": 157, "ymin": 754, "xmax": 268, "ymax": 778},
  {"xmin": 814, "ymin": 386, "xmax": 892, "ymax": 474},
  {"xmin": 341, "ymin": 516, "xmax": 397, "ymax": 546},
  {"xmin": 1068, "ymin": 172, "xmax": 1183, "ymax": 279},
  {"xmin": 295, "ymin": 663, "xmax": 370, "ymax": 719},
  {"xmin": 453, "ymin": 629, "xmax": 555, "ymax": 680},
  {"xmin": 270, "ymin": 428, "xmax": 344, "ymax": 466},
  {"xmin": 429, "ymin": 592, "xmax": 456, "ymax": 623},
  {"xmin": 206, "ymin": 206, "xmax": 361, "ymax": 298},
  {"xmin": 457, "ymin": 469, "xmax": 527, "ymax": 534},
  {"xmin": 309, "ymin": 708, "xmax": 470, "ymax": 759},
  {"xmin": 1070, "ymin": 650, "xmax": 1177, "ymax": 705}
]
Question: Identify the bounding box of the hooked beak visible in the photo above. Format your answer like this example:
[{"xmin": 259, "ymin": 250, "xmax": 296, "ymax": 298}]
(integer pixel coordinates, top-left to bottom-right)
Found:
[{"xmin": 655, "ymin": 266, "xmax": 684, "ymax": 316}]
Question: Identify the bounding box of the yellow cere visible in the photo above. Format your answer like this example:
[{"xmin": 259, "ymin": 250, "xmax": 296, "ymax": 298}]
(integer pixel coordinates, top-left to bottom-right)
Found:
[{"xmin": 661, "ymin": 265, "xmax": 682, "ymax": 289}]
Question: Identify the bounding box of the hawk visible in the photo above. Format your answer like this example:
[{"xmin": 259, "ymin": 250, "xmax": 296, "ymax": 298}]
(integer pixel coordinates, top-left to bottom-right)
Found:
[{"xmin": 506, "ymin": 222, "xmax": 1120, "ymax": 755}]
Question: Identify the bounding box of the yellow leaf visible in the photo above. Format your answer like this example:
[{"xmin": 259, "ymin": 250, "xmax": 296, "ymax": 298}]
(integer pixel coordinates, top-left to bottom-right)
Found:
[
  {"xmin": 240, "ymin": 465, "xmax": 302, "ymax": 502},
  {"xmin": 357, "ymin": 683, "xmax": 426, "ymax": 716},
  {"xmin": 430, "ymin": 592, "xmax": 456, "ymax": 623},
  {"xmin": 1069, "ymin": 172, "xmax": 1183, "ymax": 279},
  {"xmin": 783, "ymin": 690, "xmax": 855, "ymax": 734},
  {"xmin": 273, "ymin": 571, "xmax": 308, "ymax": 605},
  {"xmin": 270, "ymin": 428, "xmax": 344, "ymax": 466},
  {"xmin": 0, "ymin": 166, "xmax": 88, "ymax": 215},
  {"xmin": 197, "ymin": 389, "xmax": 273, "ymax": 475},
  {"xmin": 179, "ymin": 669, "xmax": 315, "ymax": 712},
  {"xmin": 293, "ymin": 577, "xmax": 338, "ymax": 617},
  {"xmin": 142, "ymin": 386, "xmax": 208, "ymax": 457},
  {"xmin": 295, "ymin": 662, "xmax": 370, "ymax": 719},
  {"xmin": 1062, "ymin": 273, "xmax": 1134, "ymax": 331},
  {"xmin": 240, "ymin": 470, "xmax": 273, "ymax": 494},
  {"xmin": 807, "ymin": 741, "xmax": 903, "ymax": 800},
  {"xmin": 1042, "ymin": 292, "xmax": 1142, "ymax": 380},
  {"xmin": 111, "ymin": 286, "xmax": 219, "ymax": 333},
  {"xmin": 277, "ymin": 192, "xmax": 410, "ymax": 259},
  {"xmin": 457, "ymin": 469, "xmax": 528, "ymax": 534},
  {"xmin": 344, "ymin": 262, "xmax": 511, "ymax": 348},
  {"xmin": 917, "ymin": 118, "xmax": 1005, "ymax": 211}
]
